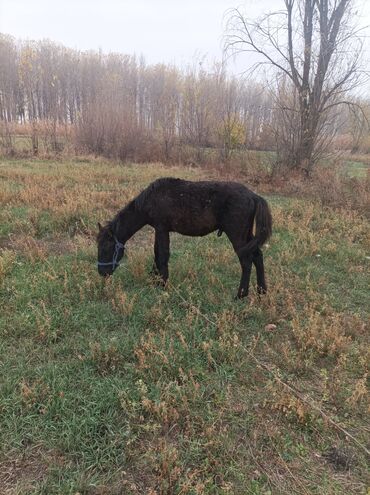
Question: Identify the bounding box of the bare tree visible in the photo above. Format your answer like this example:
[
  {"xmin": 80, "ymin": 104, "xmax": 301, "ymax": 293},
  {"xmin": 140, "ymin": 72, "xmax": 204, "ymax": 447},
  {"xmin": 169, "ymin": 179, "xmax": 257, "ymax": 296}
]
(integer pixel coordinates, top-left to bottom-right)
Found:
[
  {"xmin": 216, "ymin": 76, "xmax": 245, "ymax": 161},
  {"xmin": 181, "ymin": 66, "xmax": 215, "ymax": 162},
  {"xmin": 225, "ymin": 0, "xmax": 368, "ymax": 173}
]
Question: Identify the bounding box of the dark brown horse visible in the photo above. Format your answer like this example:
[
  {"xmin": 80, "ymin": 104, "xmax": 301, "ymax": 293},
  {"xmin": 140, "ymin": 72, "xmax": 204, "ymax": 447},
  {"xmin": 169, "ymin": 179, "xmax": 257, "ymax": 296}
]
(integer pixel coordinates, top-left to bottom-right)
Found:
[{"xmin": 97, "ymin": 178, "xmax": 272, "ymax": 298}]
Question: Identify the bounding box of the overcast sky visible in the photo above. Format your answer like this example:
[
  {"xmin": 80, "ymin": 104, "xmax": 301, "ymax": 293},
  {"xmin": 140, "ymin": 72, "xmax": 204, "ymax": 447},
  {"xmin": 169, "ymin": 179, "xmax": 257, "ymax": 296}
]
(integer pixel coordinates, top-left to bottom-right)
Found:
[{"xmin": 1, "ymin": 0, "xmax": 369, "ymax": 74}]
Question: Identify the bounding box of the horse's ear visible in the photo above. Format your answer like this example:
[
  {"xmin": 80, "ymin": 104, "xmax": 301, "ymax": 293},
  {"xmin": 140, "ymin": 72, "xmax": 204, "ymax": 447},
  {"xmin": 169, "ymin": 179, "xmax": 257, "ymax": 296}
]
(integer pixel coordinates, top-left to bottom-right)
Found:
[{"xmin": 98, "ymin": 222, "xmax": 103, "ymax": 232}]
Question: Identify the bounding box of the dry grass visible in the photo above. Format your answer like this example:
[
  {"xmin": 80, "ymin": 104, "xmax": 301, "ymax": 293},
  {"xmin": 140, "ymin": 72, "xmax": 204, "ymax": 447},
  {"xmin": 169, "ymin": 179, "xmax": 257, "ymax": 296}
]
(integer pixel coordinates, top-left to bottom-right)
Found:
[{"xmin": 0, "ymin": 157, "xmax": 368, "ymax": 494}]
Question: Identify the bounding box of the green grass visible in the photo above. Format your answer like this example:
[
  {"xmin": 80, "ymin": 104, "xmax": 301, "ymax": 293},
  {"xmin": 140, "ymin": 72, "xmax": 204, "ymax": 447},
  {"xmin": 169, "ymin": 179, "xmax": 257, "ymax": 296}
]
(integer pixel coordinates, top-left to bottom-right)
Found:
[
  {"xmin": 0, "ymin": 158, "xmax": 369, "ymax": 494},
  {"xmin": 343, "ymin": 160, "xmax": 369, "ymax": 178}
]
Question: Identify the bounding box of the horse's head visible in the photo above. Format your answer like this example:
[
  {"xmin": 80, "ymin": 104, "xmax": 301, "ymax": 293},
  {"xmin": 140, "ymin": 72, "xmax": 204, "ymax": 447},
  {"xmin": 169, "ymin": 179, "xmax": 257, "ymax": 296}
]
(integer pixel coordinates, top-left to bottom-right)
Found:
[{"xmin": 97, "ymin": 223, "xmax": 125, "ymax": 277}]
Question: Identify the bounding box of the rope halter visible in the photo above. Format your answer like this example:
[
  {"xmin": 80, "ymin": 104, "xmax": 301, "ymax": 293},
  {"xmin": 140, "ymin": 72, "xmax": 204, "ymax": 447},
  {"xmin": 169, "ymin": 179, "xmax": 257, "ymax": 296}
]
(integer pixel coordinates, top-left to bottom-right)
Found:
[{"xmin": 97, "ymin": 236, "xmax": 125, "ymax": 269}]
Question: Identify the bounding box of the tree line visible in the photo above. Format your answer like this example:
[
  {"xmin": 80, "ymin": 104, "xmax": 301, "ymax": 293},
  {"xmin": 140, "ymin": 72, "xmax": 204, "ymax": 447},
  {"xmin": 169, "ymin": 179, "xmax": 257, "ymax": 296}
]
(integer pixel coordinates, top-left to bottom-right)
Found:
[
  {"xmin": 0, "ymin": 34, "xmax": 277, "ymax": 161},
  {"xmin": 0, "ymin": 22, "xmax": 368, "ymax": 167}
]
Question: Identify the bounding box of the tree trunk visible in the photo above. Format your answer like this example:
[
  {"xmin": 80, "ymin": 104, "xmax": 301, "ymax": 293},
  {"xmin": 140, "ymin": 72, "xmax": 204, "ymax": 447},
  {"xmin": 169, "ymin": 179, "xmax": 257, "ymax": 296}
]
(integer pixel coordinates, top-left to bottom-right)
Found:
[{"xmin": 295, "ymin": 94, "xmax": 318, "ymax": 175}]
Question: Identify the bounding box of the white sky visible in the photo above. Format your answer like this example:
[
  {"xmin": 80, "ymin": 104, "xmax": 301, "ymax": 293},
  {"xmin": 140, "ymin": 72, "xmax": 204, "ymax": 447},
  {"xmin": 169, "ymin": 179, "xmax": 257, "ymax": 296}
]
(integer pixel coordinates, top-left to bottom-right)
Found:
[{"xmin": 1, "ymin": 0, "xmax": 369, "ymax": 75}]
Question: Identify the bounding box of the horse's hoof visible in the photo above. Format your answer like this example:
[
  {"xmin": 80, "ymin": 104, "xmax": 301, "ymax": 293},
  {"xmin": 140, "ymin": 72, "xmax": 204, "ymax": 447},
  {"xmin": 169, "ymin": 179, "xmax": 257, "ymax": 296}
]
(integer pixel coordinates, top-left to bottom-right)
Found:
[
  {"xmin": 257, "ymin": 286, "xmax": 267, "ymax": 295},
  {"xmin": 235, "ymin": 291, "xmax": 248, "ymax": 300},
  {"xmin": 150, "ymin": 266, "xmax": 159, "ymax": 277}
]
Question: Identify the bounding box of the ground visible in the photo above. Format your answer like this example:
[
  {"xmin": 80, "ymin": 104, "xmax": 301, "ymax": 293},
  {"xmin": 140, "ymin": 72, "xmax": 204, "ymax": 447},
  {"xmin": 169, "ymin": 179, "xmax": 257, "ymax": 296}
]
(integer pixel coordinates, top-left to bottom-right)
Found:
[{"xmin": 0, "ymin": 158, "xmax": 369, "ymax": 494}]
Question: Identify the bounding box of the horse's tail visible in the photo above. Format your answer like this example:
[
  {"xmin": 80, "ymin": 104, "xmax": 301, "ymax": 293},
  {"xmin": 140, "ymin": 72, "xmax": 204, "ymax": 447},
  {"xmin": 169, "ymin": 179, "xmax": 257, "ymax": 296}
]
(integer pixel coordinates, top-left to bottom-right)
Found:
[
  {"xmin": 254, "ymin": 196, "xmax": 272, "ymax": 247},
  {"xmin": 240, "ymin": 196, "xmax": 272, "ymax": 256}
]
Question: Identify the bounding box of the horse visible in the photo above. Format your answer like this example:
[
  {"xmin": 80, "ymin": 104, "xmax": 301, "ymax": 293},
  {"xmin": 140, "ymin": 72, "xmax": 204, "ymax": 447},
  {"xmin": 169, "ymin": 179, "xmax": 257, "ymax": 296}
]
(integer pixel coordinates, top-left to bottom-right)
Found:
[{"xmin": 97, "ymin": 177, "xmax": 272, "ymax": 299}]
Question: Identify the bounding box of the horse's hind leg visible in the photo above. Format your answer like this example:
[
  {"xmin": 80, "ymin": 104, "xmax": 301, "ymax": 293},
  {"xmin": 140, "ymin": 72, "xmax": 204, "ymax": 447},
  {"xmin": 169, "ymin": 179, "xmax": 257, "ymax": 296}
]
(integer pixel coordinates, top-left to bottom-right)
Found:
[
  {"xmin": 226, "ymin": 231, "xmax": 253, "ymax": 299},
  {"xmin": 253, "ymin": 247, "xmax": 267, "ymax": 294},
  {"xmin": 154, "ymin": 229, "xmax": 170, "ymax": 285},
  {"xmin": 237, "ymin": 253, "xmax": 253, "ymax": 299}
]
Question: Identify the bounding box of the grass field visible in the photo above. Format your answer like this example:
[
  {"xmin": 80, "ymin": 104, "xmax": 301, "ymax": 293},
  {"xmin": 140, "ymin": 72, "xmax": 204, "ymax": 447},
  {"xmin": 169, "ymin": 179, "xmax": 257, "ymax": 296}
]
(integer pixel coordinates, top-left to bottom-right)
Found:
[
  {"xmin": 3, "ymin": 135, "xmax": 370, "ymax": 179},
  {"xmin": 344, "ymin": 160, "xmax": 369, "ymax": 179},
  {"xmin": 0, "ymin": 158, "xmax": 369, "ymax": 494}
]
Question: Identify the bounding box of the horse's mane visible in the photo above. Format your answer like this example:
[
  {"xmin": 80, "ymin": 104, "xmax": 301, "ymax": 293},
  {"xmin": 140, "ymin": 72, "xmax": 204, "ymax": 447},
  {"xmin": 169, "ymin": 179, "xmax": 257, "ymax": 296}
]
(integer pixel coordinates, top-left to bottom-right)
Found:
[
  {"xmin": 98, "ymin": 178, "xmax": 182, "ymax": 238},
  {"xmin": 101, "ymin": 177, "xmax": 257, "ymax": 235}
]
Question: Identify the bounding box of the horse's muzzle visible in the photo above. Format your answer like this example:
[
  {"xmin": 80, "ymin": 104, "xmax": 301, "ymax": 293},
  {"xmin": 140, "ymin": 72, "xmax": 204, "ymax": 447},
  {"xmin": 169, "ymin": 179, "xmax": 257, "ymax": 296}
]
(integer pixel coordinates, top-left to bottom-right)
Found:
[{"xmin": 98, "ymin": 266, "xmax": 113, "ymax": 277}]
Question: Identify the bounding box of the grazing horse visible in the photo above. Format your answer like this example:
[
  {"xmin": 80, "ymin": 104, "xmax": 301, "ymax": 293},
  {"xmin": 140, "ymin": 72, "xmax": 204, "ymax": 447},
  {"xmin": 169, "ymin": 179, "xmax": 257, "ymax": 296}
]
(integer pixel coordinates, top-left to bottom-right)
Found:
[{"xmin": 97, "ymin": 178, "xmax": 272, "ymax": 298}]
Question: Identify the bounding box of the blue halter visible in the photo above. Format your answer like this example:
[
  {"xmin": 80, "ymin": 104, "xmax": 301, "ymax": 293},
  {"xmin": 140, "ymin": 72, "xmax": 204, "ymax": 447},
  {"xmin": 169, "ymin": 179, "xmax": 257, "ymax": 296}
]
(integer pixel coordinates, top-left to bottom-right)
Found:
[{"xmin": 97, "ymin": 236, "xmax": 125, "ymax": 268}]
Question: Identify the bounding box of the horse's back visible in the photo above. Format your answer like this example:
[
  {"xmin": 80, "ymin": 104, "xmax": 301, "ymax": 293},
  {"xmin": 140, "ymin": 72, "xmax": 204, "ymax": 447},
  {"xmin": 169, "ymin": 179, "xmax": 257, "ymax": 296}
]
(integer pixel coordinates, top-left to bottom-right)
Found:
[{"xmin": 141, "ymin": 178, "xmax": 259, "ymax": 236}]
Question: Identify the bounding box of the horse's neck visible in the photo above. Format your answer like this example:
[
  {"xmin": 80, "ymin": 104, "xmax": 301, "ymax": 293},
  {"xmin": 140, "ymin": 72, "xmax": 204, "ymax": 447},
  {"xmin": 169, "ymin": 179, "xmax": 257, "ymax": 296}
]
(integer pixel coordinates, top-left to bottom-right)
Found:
[{"xmin": 115, "ymin": 204, "xmax": 146, "ymax": 243}]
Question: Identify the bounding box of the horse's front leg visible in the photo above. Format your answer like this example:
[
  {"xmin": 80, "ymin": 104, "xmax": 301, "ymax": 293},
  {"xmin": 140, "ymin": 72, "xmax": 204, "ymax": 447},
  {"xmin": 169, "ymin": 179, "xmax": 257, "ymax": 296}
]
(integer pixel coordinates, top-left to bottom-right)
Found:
[{"xmin": 154, "ymin": 229, "xmax": 170, "ymax": 285}]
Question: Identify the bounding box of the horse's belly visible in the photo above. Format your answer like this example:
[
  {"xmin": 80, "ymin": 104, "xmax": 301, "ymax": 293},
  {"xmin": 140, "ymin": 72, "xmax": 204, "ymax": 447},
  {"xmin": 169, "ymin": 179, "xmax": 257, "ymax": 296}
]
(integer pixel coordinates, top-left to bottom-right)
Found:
[
  {"xmin": 174, "ymin": 225, "xmax": 216, "ymax": 236},
  {"xmin": 170, "ymin": 210, "xmax": 218, "ymax": 236}
]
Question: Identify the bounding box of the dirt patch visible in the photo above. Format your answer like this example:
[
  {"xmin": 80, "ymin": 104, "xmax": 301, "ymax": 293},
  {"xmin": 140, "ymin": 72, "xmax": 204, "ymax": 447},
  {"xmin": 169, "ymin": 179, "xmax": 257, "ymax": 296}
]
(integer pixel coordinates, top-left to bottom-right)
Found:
[
  {"xmin": 0, "ymin": 237, "xmax": 12, "ymax": 251},
  {"xmin": 0, "ymin": 234, "xmax": 78, "ymax": 259},
  {"xmin": 323, "ymin": 447, "xmax": 355, "ymax": 472},
  {"xmin": 0, "ymin": 447, "xmax": 63, "ymax": 494}
]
